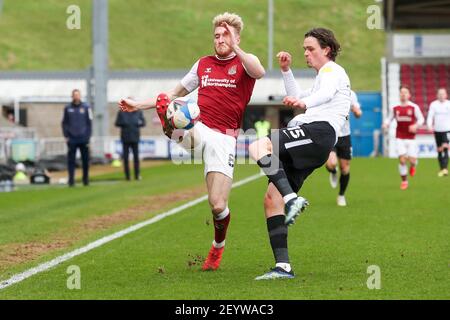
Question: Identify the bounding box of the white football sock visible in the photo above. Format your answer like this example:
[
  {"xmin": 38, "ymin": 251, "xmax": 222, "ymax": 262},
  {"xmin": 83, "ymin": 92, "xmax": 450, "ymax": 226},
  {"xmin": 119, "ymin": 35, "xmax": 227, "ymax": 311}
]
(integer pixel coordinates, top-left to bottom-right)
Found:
[
  {"xmin": 276, "ymin": 262, "xmax": 291, "ymax": 272},
  {"xmin": 213, "ymin": 240, "xmax": 225, "ymax": 248},
  {"xmin": 214, "ymin": 207, "xmax": 229, "ymax": 221},
  {"xmin": 398, "ymin": 164, "xmax": 407, "ymax": 176},
  {"xmin": 283, "ymin": 193, "xmax": 297, "ymax": 204}
]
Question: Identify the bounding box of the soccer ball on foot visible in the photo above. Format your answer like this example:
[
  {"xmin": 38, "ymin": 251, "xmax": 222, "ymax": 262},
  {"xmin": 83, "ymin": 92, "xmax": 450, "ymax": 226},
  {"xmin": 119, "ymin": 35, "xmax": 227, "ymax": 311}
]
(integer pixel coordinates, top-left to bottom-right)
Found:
[{"xmin": 166, "ymin": 97, "xmax": 200, "ymax": 130}]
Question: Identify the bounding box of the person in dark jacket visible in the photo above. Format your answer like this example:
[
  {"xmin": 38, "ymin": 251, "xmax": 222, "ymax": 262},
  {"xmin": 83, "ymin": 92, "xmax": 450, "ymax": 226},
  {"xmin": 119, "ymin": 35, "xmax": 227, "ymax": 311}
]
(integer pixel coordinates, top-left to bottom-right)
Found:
[
  {"xmin": 115, "ymin": 108, "xmax": 146, "ymax": 180},
  {"xmin": 62, "ymin": 89, "xmax": 92, "ymax": 187}
]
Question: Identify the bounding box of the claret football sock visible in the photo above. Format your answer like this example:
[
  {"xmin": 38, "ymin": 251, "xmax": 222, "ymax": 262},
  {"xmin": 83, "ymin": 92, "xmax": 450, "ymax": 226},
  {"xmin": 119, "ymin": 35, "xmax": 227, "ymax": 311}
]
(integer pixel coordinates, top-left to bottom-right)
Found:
[{"xmin": 213, "ymin": 208, "xmax": 230, "ymax": 247}]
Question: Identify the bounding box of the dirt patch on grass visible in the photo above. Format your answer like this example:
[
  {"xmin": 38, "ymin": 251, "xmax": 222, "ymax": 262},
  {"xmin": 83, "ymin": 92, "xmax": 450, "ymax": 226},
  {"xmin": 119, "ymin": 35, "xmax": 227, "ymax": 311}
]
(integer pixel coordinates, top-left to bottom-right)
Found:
[
  {"xmin": 79, "ymin": 185, "xmax": 207, "ymax": 232},
  {"xmin": 0, "ymin": 184, "xmax": 207, "ymax": 274},
  {"xmin": 0, "ymin": 239, "xmax": 73, "ymax": 271}
]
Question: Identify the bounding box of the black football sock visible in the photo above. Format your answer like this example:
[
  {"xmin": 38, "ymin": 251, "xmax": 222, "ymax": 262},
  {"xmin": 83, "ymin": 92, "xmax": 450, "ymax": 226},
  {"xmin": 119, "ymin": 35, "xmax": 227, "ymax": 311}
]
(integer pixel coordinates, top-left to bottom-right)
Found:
[
  {"xmin": 267, "ymin": 215, "xmax": 289, "ymax": 264},
  {"xmin": 443, "ymin": 149, "xmax": 449, "ymax": 169},
  {"xmin": 327, "ymin": 167, "xmax": 337, "ymax": 174},
  {"xmin": 339, "ymin": 173, "xmax": 350, "ymax": 196},
  {"xmin": 438, "ymin": 152, "xmax": 444, "ymax": 169},
  {"xmin": 257, "ymin": 154, "xmax": 295, "ymax": 200}
]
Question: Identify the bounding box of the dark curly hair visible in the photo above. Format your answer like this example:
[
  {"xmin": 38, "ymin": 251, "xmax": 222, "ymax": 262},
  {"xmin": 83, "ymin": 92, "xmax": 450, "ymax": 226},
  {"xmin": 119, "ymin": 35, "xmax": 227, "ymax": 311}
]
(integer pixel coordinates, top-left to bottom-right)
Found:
[{"xmin": 304, "ymin": 28, "xmax": 341, "ymax": 61}]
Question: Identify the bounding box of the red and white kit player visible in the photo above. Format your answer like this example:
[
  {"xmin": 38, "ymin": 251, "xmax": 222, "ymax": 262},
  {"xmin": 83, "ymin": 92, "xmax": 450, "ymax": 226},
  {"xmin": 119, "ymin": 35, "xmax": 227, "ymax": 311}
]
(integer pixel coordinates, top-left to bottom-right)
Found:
[
  {"xmin": 118, "ymin": 12, "xmax": 265, "ymax": 271},
  {"xmin": 383, "ymin": 85, "xmax": 424, "ymax": 189}
]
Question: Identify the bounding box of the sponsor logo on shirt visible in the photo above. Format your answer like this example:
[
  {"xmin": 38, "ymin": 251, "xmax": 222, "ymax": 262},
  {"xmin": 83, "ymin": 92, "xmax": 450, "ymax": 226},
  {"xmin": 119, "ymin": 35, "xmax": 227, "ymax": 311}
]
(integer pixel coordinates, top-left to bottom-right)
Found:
[{"xmin": 201, "ymin": 75, "xmax": 237, "ymax": 89}]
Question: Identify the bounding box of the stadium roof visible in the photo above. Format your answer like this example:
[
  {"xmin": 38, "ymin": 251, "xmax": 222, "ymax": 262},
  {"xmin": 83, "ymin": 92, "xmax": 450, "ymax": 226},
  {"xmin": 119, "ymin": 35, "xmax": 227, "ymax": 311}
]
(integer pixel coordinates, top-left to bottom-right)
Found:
[{"xmin": 384, "ymin": 0, "xmax": 450, "ymax": 29}]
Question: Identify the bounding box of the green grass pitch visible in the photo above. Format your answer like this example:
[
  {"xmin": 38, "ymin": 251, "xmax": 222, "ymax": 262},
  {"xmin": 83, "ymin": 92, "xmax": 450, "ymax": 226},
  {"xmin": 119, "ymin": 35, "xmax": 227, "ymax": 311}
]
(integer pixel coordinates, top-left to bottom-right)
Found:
[{"xmin": 0, "ymin": 158, "xmax": 449, "ymax": 299}]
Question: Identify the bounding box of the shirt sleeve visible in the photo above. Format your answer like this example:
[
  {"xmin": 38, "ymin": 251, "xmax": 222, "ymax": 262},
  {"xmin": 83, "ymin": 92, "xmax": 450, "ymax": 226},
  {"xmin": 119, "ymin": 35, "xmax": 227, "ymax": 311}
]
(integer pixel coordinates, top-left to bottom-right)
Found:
[
  {"xmin": 384, "ymin": 106, "xmax": 395, "ymax": 126},
  {"xmin": 413, "ymin": 103, "xmax": 425, "ymax": 126},
  {"xmin": 280, "ymin": 69, "xmax": 313, "ymax": 98},
  {"xmin": 180, "ymin": 60, "xmax": 200, "ymax": 93},
  {"xmin": 302, "ymin": 67, "xmax": 340, "ymax": 108}
]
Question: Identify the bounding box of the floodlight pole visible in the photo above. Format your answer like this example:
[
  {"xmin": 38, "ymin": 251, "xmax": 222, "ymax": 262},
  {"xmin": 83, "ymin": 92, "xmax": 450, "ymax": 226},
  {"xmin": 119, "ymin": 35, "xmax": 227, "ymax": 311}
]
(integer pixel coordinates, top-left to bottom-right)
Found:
[
  {"xmin": 92, "ymin": 0, "xmax": 109, "ymax": 138},
  {"xmin": 268, "ymin": 0, "xmax": 274, "ymax": 71}
]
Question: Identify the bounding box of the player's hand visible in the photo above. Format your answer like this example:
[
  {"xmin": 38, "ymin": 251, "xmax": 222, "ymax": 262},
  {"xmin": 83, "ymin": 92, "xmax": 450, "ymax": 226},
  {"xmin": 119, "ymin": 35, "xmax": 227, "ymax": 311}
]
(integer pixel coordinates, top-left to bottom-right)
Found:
[
  {"xmin": 118, "ymin": 98, "xmax": 139, "ymax": 112},
  {"xmin": 353, "ymin": 108, "xmax": 363, "ymax": 118},
  {"xmin": 283, "ymin": 96, "xmax": 306, "ymax": 109},
  {"xmin": 220, "ymin": 22, "xmax": 238, "ymax": 50},
  {"xmin": 408, "ymin": 124, "xmax": 418, "ymax": 133},
  {"xmin": 276, "ymin": 51, "xmax": 292, "ymax": 72}
]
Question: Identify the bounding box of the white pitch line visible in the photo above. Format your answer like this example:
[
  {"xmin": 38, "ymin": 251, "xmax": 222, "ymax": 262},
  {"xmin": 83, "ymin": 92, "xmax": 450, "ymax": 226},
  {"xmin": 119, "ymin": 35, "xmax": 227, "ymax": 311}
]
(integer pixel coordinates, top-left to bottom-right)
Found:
[{"xmin": 0, "ymin": 172, "xmax": 263, "ymax": 290}]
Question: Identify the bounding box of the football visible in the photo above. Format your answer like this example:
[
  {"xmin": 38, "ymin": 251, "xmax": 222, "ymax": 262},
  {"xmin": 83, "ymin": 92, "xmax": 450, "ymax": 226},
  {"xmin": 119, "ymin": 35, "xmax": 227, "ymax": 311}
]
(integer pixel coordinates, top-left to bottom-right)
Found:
[{"xmin": 166, "ymin": 97, "xmax": 200, "ymax": 130}]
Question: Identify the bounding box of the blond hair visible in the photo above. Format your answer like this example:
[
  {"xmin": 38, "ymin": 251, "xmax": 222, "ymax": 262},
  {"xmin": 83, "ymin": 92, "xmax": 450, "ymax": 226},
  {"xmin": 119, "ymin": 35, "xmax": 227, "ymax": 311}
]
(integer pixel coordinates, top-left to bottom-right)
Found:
[{"xmin": 212, "ymin": 12, "xmax": 244, "ymax": 34}]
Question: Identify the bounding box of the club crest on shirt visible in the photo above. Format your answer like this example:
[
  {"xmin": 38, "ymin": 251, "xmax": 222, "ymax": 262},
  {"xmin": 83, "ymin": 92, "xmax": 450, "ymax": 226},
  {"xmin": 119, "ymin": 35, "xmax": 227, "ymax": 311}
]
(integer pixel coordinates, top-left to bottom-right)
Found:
[
  {"xmin": 228, "ymin": 65, "xmax": 237, "ymax": 75},
  {"xmin": 407, "ymin": 109, "xmax": 412, "ymax": 115},
  {"xmin": 205, "ymin": 67, "xmax": 212, "ymax": 73},
  {"xmin": 79, "ymin": 108, "xmax": 85, "ymax": 114}
]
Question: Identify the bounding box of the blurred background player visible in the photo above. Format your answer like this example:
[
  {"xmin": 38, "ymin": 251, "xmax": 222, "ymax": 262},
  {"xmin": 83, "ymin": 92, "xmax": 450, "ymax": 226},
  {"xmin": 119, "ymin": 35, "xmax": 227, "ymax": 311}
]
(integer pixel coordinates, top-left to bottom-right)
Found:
[
  {"xmin": 325, "ymin": 89, "xmax": 362, "ymax": 206},
  {"xmin": 115, "ymin": 104, "xmax": 146, "ymax": 181},
  {"xmin": 427, "ymin": 88, "xmax": 450, "ymax": 177},
  {"xmin": 118, "ymin": 12, "xmax": 265, "ymax": 271},
  {"xmin": 62, "ymin": 89, "xmax": 92, "ymax": 187},
  {"xmin": 383, "ymin": 85, "xmax": 424, "ymax": 189},
  {"xmin": 249, "ymin": 28, "xmax": 350, "ymax": 280},
  {"xmin": 254, "ymin": 115, "xmax": 271, "ymax": 138}
]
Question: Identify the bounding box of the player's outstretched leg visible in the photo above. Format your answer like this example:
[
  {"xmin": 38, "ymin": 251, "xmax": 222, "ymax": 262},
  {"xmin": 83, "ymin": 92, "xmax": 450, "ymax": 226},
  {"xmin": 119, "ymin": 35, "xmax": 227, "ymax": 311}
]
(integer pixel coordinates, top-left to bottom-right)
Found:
[
  {"xmin": 155, "ymin": 93, "xmax": 174, "ymax": 138},
  {"xmin": 249, "ymin": 137, "xmax": 308, "ymax": 226},
  {"xmin": 202, "ymin": 172, "xmax": 232, "ymax": 271}
]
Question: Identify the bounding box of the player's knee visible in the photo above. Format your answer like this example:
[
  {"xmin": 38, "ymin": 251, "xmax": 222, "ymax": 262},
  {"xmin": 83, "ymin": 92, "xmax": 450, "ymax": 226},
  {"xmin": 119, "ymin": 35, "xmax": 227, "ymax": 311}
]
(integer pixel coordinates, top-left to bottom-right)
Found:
[
  {"xmin": 249, "ymin": 140, "xmax": 262, "ymax": 160},
  {"xmin": 249, "ymin": 138, "xmax": 270, "ymax": 161},
  {"xmin": 209, "ymin": 197, "xmax": 227, "ymax": 215},
  {"xmin": 340, "ymin": 163, "xmax": 350, "ymax": 174}
]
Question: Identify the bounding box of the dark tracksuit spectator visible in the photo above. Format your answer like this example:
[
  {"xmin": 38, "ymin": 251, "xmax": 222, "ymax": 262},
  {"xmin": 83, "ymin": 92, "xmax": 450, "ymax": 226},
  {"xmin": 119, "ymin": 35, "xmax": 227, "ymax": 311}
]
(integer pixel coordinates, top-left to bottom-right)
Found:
[
  {"xmin": 62, "ymin": 89, "xmax": 92, "ymax": 187},
  {"xmin": 115, "ymin": 110, "xmax": 146, "ymax": 180}
]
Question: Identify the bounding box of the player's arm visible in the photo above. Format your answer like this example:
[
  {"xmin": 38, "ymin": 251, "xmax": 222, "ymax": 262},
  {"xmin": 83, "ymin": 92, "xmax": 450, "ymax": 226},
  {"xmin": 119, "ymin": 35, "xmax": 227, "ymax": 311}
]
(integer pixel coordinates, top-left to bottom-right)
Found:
[
  {"xmin": 221, "ymin": 22, "xmax": 265, "ymax": 79},
  {"xmin": 277, "ymin": 51, "xmax": 311, "ymax": 98},
  {"xmin": 426, "ymin": 102, "xmax": 435, "ymax": 130},
  {"xmin": 298, "ymin": 68, "xmax": 340, "ymax": 109},
  {"xmin": 414, "ymin": 103, "xmax": 425, "ymax": 126},
  {"xmin": 350, "ymin": 91, "xmax": 362, "ymax": 118},
  {"xmin": 408, "ymin": 103, "xmax": 425, "ymax": 133},
  {"xmin": 118, "ymin": 60, "xmax": 200, "ymax": 112},
  {"xmin": 118, "ymin": 84, "xmax": 189, "ymax": 112},
  {"xmin": 382, "ymin": 107, "xmax": 394, "ymax": 130}
]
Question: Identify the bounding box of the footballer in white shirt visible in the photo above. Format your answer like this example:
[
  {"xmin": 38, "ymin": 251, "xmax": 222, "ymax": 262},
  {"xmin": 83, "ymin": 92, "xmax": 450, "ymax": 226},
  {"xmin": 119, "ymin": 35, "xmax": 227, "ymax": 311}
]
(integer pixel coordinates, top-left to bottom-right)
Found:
[
  {"xmin": 325, "ymin": 90, "xmax": 362, "ymax": 207},
  {"xmin": 427, "ymin": 88, "xmax": 450, "ymax": 177},
  {"xmin": 248, "ymin": 28, "xmax": 351, "ymax": 280}
]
